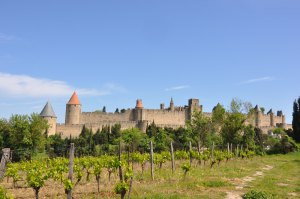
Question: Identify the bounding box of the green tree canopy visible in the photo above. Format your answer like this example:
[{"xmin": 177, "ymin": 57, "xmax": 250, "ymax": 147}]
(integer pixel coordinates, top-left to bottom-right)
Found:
[{"xmin": 292, "ymin": 98, "xmax": 300, "ymax": 142}]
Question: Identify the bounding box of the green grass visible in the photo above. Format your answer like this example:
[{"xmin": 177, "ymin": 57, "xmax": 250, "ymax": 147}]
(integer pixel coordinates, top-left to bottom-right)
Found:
[{"xmin": 129, "ymin": 153, "xmax": 300, "ymax": 199}]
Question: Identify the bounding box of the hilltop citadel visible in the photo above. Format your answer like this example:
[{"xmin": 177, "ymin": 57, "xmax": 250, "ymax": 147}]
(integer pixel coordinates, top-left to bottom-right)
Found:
[{"xmin": 40, "ymin": 92, "xmax": 291, "ymax": 137}]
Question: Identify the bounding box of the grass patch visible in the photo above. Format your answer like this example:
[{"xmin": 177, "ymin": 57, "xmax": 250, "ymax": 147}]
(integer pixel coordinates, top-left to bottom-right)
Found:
[{"xmin": 202, "ymin": 180, "xmax": 230, "ymax": 187}]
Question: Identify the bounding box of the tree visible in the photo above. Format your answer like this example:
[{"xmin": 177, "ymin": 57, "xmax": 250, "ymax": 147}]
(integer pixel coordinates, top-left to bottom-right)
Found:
[
  {"xmin": 111, "ymin": 124, "xmax": 121, "ymax": 144},
  {"xmin": 292, "ymin": 98, "xmax": 300, "ymax": 142},
  {"xmin": 29, "ymin": 113, "xmax": 48, "ymax": 153},
  {"xmin": 186, "ymin": 110, "xmax": 212, "ymax": 147},
  {"xmin": 115, "ymin": 108, "xmax": 120, "ymax": 113},
  {"xmin": 221, "ymin": 112, "xmax": 246, "ymax": 145},
  {"xmin": 242, "ymin": 125, "xmax": 255, "ymax": 149},
  {"xmin": 212, "ymin": 103, "xmax": 226, "ymax": 133},
  {"xmin": 102, "ymin": 106, "xmax": 106, "ymax": 113},
  {"xmin": 0, "ymin": 119, "xmax": 11, "ymax": 149},
  {"xmin": 121, "ymin": 128, "xmax": 146, "ymax": 152}
]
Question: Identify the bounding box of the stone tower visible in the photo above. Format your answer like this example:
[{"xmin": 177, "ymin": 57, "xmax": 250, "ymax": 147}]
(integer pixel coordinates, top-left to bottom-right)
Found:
[
  {"xmin": 65, "ymin": 92, "xmax": 81, "ymax": 125},
  {"xmin": 188, "ymin": 99, "xmax": 201, "ymax": 120},
  {"xmin": 268, "ymin": 109, "xmax": 275, "ymax": 127},
  {"xmin": 40, "ymin": 101, "xmax": 57, "ymax": 136},
  {"xmin": 170, "ymin": 97, "xmax": 174, "ymax": 111},
  {"xmin": 134, "ymin": 99, "xmax": 145, "ymax": 121},
  {"xmin": 254, "ymin": 105, "xmax": 262, "ymax": 127}
]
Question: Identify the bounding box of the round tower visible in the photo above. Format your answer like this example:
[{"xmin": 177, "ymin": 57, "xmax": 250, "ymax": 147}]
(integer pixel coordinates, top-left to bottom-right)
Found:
[
  {"xmin": 254, "ymin": 105, "xmax": 262, "ymax": 127},
  {"xmin": 282, "ymin": 114, "xmax": 286, "ymax": 128},
  {"xmin": 268, "ymin": 109, "xmax": 275, "ymax": 127},
  {"xmin": 40, "ymin": 101, "xmax": 57, "ymax": 136},
  {"xmin": 65, "ymin": 92, "xmax": 81, "ymax": 125},
  {"xmin": 134, "ymin": 99, "xmax": 145, "ymax": 121},
  {"xmin": 170, "ymin": 97, "xmax": 174, "ymax": 111}
]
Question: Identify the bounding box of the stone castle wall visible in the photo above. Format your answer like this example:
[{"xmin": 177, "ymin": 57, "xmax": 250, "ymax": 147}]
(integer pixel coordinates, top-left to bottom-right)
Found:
[
  {"xmin": 80, "ymin": 110, "xmax": 135, "ymax": 124},
  {"xmin": 143, "ymin": 109, "xmax": 187, "ymax": 126},
  {"xmin": 57, "ymin": 121, "xmax": 138, "ymax": 138},
  {"xmin": 57, "ymin": 124, "xmax": 83, "ymax": 137}
]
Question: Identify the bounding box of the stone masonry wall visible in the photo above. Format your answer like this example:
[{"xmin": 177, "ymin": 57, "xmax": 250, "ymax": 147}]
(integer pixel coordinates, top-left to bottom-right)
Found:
[
  {"xmin": 80, "ymin": 110, "xmax": 135, "ymax": 124},
  {"xmin": 143, "ymin": 109, "xmax": 187, "ymax": 126},
  {"xmin": 57, "ymin": 121, "xmax": 138, "ymax": 138},
  {"xmin": 57, "ymin": 124, "xmax": 83, "ymax": 138}
]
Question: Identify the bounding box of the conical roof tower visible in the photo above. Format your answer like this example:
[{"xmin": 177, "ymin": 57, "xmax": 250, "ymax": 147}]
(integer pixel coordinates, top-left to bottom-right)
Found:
[
  {"xmin": 65, "ymin": 92, "xmax": 81, "ymax": 125},
  {"xmin": 40, "ymin": 101, "xmax": 57, "ymax": 136},
  {"xmin": 40, "ymin": 101, "xmax": 57, "ymax": 118},
  {"xmin": 67, "ymin": 92, "xmax": 81, "ymax": 105}
]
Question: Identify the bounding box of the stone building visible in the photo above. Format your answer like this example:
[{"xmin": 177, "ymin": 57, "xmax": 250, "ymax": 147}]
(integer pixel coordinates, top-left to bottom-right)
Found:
[{"xmin": 40, "ymin": 92, "xmax": 290, "ymax": 137}]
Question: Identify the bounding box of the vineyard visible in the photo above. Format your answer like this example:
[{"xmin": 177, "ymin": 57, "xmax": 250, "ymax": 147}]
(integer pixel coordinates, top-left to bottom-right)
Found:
[{"xmin": 0, "ymin": 143, "xmax": 265, "ymax": 199}]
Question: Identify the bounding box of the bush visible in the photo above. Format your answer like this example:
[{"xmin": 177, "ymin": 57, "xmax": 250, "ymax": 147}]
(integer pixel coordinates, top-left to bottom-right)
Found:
[
  {"xmin": 243, "ymin": 190, "xmax": 273, "ymax": 199},
  {"xmin": 268, "ymin": 136, "xmax": 299, "ymax": 154}
]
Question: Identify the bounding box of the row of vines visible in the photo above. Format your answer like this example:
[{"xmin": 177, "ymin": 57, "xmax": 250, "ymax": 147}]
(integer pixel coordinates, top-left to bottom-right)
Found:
[{"xmin": 4, "ymin": 143, "xmax": 256, "ymax": 199}]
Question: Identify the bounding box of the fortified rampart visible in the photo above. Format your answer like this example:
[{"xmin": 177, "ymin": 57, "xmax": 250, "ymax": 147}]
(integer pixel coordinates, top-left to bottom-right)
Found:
[{"xmin": 40, "ymin": 92, "xmax": 291, "ymax": 138}]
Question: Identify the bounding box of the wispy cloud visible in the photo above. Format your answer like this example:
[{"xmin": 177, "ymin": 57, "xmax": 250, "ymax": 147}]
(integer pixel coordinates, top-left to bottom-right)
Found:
[
  {"xmin": 0, "ymin": 33, "xmax": 18, "ymax": 41},
  {"xmin": 165, "ymin": 85, "xmax": 189, "ymax": 91},
  {"xmin": 239, "ymin": 77, "xmax": 273, "ymax": 85},
  {"xmin": 0, "ymin": 72, "xmax": 124, "ymax": 98}
]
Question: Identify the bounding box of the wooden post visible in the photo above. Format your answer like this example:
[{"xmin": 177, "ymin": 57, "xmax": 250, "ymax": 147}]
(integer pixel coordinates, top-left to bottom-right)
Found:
[
  {"xmin": 197, "ymin": 141, "xmax": 201, "ymax": 154},
  {"xmin": 0, "ymin": 148, "xmax": 10, "ymax": 179},
  {"xmin": 150, "ymin": 141, "xmax": 154, "ymax": 180},
  {"xmin": 67, "ymin": 143, "xmax": 75, "ymax": 199},
  {"xmin": 119, "ymin": 141, "xmax": 123, "ymax": 181},
  {"xmin": 211, "ymin": 142, "xmax": 215, "ymax": 160},
  {"xmin": 227, "ymin": 143, "xmax": 230, "ymax": 154},
  {"xmin": 230, "ymin": 143, "xmax": 233, "ymax": 153},
  {"xmin": 236, "ymin": 144, "xmax": 239, "ymax": 157},
  {"xmin": 189, "ymin": 141, "xmax": 193, "ymax": 166},
  {"xmin": 170, "ymin": 141, "xmax": 175, "ymax": 174}
]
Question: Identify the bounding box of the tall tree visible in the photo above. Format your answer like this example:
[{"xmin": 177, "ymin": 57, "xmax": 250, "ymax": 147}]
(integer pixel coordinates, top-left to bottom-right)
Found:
[
  {"xmin": 292, "ymin": 98, "xmax": 300, "ymax": 142},
  {"xmin": 186, "ymin": 110, "xmax": 212, "ymax": 147},
  {"xmin": 212, "ymin": 103, "xmax": 226, "ymax": 133}
]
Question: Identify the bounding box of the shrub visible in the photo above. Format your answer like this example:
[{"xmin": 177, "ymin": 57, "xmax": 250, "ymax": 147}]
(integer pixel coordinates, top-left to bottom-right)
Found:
[{"xmin": 242, "ymin": 190, "xmax": 273, "ymax": 199}]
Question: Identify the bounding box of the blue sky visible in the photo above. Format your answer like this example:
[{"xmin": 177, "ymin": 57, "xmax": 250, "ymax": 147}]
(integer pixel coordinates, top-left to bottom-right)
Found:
[{"xmin": 0, "ymin": 1, "xmax": 299, "ymax": 123}]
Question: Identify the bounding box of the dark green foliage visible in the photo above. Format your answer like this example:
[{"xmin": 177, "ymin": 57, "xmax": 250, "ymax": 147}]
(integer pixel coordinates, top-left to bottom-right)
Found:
[
  {"xmin": 221, "ymin": 112, "xmax": 245, "ymax": 145},
  {"xmin": 102, "ymin": 106, "xmax": 106, "ymax": 113},
  {"xmin": 186, "ymin": 110, "xmax": 212, "ymax": 147},
  {"xmin": 0, "ymin": 114, "xmax": 48, "ymax": 161},
  {"xmin": 121, "ymin": 128, "xmax": 146, "ymax": 151},
  {"xmin": 47, "ymin": 133, "xmax": 68, "ymax": 157},
  {"xmin": 242, "ymin": 125, "xmax": 256, "ymax": 150},
  {"xmin": 269, "ymin": 135, "xmax": 299, "ymax": 154},
  {"xmin": 292, "ymin": 98, "xmax": 300, "ymax": 142},
  {"xmin": 243, "ymin": 190, "xmax": 274, "ymax": 199}
]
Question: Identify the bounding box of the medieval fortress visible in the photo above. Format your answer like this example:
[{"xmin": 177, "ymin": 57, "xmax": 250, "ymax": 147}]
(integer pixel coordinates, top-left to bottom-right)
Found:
[{"xmin": 40, "ymin": 92, "xmax": 290, "ymax": 138}]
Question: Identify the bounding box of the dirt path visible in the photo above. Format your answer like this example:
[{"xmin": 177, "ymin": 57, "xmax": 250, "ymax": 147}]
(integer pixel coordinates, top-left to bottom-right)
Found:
[{"xmin": 225, "ymin": 165, "xmax": 273, "ymax": 199}]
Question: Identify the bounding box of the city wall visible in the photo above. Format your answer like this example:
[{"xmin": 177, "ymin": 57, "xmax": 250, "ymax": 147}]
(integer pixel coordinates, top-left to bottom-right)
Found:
[
  {"xmin": 80, "ymin": 110, "xmax": 135, "ymax": 124},
  {"xmin": 57, "ymin": 121, "xmax": 138, "ymax": 138},
  {"xmin": 143, "ymin": 109, "xmax": 187, "ymax": 126}
]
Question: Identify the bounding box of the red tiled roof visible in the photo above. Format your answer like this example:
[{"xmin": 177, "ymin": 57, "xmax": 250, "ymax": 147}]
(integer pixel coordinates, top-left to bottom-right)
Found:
[{"xmin": 67, "ymin": 92, "xmax": 81, "ymax": 105}]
